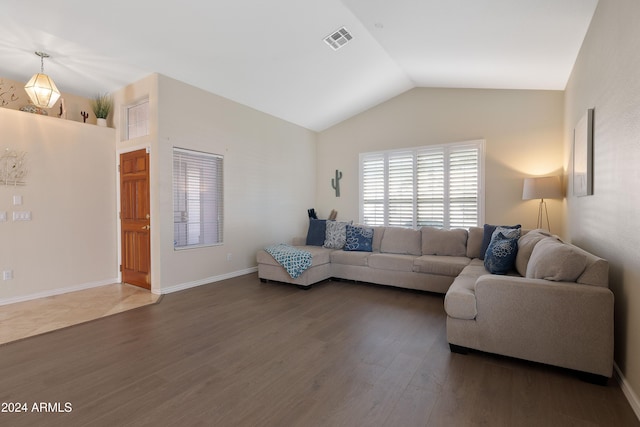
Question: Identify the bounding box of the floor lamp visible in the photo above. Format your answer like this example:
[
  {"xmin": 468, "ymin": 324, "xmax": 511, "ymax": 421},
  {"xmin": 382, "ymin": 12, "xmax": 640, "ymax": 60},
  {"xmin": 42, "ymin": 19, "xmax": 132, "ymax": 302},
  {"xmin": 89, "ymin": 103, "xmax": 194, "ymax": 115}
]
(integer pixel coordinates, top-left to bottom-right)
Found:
[{"xmin": 522, "ymin": 176, "xmax": 562, "ymax": 232}]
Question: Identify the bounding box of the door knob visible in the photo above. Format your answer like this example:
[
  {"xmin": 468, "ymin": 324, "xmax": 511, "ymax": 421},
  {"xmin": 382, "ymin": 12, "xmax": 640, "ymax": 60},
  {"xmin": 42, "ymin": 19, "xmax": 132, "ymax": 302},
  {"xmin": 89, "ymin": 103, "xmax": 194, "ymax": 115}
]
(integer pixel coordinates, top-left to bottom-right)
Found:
[
  {"xmin": 141, "ymin": 225, "xmax": 150, "ymax": 230},
  {"xmin": 146, "ymin": 214, "xmax": 150, "ymax": 219}
]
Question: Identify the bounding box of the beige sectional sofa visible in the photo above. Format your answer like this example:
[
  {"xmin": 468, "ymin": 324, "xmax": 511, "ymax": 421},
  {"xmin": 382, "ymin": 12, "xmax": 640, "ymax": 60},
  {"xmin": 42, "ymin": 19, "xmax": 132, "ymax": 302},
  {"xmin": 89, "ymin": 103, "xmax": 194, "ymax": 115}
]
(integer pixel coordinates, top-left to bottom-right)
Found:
[
  {"xmin": 256, "ymin": 225, "xmax": 614, "ymax": 382},
  {"xmin": 257, "ymin": 226, "xmax": 473, "ymax": 293}
]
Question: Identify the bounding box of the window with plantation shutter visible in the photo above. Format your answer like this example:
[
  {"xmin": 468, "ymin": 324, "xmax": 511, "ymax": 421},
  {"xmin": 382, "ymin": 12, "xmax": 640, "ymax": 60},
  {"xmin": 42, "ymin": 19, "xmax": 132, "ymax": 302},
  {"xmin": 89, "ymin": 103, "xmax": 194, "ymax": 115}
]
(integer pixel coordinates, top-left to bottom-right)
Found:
[
  {"xmin": 360, "ymin": 140, "xmax": 483, "ymax": 229},
  {"xmin": 417, "ymin": 149, "xmax": 445, "ymax": 227},
  {"xmin": 448, "ymin": 144, "xmax": 481, "ymax": 228},
  {"xmin": 173, "ymin": 148, "xmax": 224, "ymax": 249},
  {"xmin": 126, "ymin": 99, "xmax": 149, "ymax": 140},
  {"xmin": 388, "ymin": 152, "xmax": 415, "ymax": 227},
  {"xmin": 361, "ymin": 154, "xmax": 385, "ymax": 226}
]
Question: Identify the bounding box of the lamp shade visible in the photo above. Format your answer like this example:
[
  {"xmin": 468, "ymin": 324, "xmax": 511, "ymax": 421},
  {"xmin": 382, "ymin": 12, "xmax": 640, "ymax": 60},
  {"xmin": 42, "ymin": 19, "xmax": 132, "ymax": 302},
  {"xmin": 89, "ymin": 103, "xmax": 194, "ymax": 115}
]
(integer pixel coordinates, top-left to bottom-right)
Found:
[
  {"xmin": 522, "ymin": 176, "xmax": 562, "ymax": 200},
  {"xmin": 24, "ymin": 73, "xmax": 61, "ymax": 109}
]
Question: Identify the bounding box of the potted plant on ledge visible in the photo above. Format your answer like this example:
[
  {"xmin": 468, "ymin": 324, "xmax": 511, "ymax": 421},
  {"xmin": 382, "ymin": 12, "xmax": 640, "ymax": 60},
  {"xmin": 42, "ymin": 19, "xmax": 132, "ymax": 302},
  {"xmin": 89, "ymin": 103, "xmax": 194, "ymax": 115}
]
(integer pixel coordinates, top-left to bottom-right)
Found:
[{"xmin": 91, "ymin": 93, "xmax": 112, "ymax": 127}]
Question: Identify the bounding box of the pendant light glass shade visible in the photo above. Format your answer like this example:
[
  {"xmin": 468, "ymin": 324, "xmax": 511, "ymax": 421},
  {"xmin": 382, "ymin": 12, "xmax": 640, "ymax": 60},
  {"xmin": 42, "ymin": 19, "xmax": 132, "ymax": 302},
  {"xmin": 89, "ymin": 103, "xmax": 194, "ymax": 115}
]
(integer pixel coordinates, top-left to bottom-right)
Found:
[{"xmin": 24, "ymin": 52, "xmax": 61, "ymax": 109}]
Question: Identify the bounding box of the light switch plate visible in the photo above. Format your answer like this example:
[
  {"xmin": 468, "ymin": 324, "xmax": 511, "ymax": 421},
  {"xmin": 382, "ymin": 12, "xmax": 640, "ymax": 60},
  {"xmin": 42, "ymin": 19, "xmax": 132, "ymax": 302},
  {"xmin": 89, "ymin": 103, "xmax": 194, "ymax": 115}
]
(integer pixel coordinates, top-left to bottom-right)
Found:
[
  {"xmin": 0, "ymin": 211, "xmax": 6, "ymax": 222},
  {"xmin": 13, "ymin": 195, "xmax": 23, "ymax": 205}
]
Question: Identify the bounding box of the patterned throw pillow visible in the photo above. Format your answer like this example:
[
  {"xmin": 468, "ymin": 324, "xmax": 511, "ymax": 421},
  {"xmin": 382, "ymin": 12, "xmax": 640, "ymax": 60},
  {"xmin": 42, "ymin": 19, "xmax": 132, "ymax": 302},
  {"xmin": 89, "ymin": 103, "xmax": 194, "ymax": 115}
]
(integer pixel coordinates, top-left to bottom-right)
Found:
[
  {"xmin": 484, "ymin": 232, "xmax": 519, "ymax": 274},
  {"xmin": 479, "ymin": 223, "xmax": 521, "ymax": 260},
  {"xmin": 492, "ymin": 226, "xmax": 521, "ymax": 240},
  {"xmin": 323, "ymin": 220, "xmax": 352, "ymax": 249},
  {"xmin": 344, "ymin": 225, "xmax": 374, "ymax": 252}
]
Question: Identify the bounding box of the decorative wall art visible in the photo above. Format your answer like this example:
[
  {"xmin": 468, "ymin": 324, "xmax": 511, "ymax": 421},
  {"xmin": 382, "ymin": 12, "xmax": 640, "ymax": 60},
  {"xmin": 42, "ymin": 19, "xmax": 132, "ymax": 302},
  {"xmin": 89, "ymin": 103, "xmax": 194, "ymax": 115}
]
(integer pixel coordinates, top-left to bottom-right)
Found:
[
  {"xmin": 573, "ymin": 108, "xmax": 594, "ymax": 196},
  {"xmin": 0, "ymin": 148, "xmax": 28, "ymax": 186},
  {"xmin": 0, "ymin": 79, "xmax": 20, "ymax": 107},
  {"xmin": 332, "ymin": 169, "xmax": 342, "ymax": 197}
]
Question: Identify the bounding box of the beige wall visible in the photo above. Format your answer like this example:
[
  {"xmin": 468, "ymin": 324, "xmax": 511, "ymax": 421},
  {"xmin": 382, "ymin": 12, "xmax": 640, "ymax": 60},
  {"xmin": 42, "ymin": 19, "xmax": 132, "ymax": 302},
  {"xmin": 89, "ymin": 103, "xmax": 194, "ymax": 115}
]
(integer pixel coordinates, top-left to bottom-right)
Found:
[
  {"xmin": 317, "ymin": 88, "xmax": 565, "ymax": 234},
  {"xmin": 0, "ymin": 108, "xmax": 117, "ymax": 303},
  {"xmin": 564, "ymin": 0, "xmax": 640, "ymax": 411},
  {"xmin": 115, "ymin": 74, "xmax": 317, "ymax": 293}
]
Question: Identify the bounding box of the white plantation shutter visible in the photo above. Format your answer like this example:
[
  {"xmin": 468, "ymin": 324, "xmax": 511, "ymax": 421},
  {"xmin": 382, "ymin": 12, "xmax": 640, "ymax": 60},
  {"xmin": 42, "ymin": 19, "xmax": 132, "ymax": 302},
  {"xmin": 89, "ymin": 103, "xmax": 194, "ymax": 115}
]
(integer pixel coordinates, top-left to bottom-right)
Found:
[
  {"xmin": 388, "ymin": 152, "xmax": 415, "ymax": 227},
  {"xmin": 417, "ymin": 149, "xmax": 445, "ymax": 227},
  {"xmin": 362, "ymin": 154, "xmax": 385, "ymax": 226},
  {"xmin": 449, "ymin": 144, "xmax": 480, "ymax": 228},
  {"xmin": 173, "ymin": 148, "xmax": 224, "ymax": 249},
  {"xmin": 360, "ymin": 140, "xmax": 483, "ymax": 229}
]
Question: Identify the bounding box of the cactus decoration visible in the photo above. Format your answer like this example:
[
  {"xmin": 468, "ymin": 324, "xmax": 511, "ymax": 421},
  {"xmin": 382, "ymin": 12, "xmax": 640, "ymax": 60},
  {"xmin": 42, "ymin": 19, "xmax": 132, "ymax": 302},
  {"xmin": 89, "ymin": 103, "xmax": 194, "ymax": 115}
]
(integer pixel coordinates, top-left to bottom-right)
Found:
[
  {"xmin": 331, "ymin": 169, "xmax": 342, "ymax": 197},
  {"xmin": 81, "ymin": 111, "xmax": 89, "ymax": 123}
]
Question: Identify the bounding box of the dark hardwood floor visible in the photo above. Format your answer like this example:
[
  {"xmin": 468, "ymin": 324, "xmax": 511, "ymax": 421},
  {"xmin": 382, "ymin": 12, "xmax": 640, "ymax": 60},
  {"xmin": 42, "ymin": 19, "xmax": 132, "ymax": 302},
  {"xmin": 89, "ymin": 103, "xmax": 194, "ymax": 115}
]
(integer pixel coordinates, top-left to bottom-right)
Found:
[{"xmin": 0, "ymin": 273, "xmax": 637, "ymax": 427}]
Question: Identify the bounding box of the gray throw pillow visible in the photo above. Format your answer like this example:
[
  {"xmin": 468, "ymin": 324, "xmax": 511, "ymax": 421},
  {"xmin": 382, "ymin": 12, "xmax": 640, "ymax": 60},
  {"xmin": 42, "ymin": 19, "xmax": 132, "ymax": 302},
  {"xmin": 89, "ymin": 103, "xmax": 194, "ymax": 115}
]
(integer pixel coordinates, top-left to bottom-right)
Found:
[
  {"xmin": 323, "ymin": 220, "xmax": 351, "ymax": 249},
  {"xmin": 526, "ymin": 237, "xmax": 588, "ymax": 282},
  {"xmin": 515, "ymin": 230, "xmax": 552, "ymax": 276}
]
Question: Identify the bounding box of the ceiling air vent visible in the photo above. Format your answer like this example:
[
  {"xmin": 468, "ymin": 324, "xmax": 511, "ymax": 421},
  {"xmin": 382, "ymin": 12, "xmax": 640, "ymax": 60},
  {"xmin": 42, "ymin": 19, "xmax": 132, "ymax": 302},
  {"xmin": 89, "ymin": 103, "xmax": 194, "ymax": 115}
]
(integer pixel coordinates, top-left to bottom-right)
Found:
[{"xmin": 324, "ymin": 27, "xmax": 353, "ymax": 51}]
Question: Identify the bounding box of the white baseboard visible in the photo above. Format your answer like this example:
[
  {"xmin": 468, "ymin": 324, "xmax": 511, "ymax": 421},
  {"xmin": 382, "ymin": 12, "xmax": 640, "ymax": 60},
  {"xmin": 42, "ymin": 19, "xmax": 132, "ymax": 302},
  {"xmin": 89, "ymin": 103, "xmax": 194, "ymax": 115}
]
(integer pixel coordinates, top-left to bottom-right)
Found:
[
  {"xmin": 615, "ymin": 362, "xmax": 640, "ymax": 421},
  {"xmin": 0, "ymin": 278, "xmax": 119, "ymax": 306},
  {"xmin": 159, "ymin": 267, "xmax": 258, "ymax": 295}
]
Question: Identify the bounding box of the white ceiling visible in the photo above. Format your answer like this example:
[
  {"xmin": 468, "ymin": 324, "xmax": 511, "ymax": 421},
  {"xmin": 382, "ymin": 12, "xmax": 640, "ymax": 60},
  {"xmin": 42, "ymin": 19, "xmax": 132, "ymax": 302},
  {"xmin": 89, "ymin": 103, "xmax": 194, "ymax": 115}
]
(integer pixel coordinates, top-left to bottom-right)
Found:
[{"xmin": 1, "ymin": 0, "xmax": 598, "ymax": 131}]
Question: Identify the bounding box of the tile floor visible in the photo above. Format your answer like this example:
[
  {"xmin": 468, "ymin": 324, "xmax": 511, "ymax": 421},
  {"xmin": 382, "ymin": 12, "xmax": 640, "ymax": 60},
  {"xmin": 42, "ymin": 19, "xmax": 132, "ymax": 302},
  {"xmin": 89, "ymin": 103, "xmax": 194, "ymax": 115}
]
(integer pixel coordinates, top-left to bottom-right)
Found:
[{"xmin": 0, "ymin": 283, "xmax": 160, "ymax": 345}]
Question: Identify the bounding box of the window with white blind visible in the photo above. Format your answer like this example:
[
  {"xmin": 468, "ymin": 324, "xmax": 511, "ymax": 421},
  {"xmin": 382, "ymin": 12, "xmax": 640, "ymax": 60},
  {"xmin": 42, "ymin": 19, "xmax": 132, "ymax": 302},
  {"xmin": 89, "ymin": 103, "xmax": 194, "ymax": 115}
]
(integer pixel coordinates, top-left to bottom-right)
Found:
[
  {"xmin": 360, "ymin": 140, "xmax": 484, "ymax": 229},
  {"xmin": 173, "ymin": 148, "xmax": 224, "ymax": 249},
  {"xmin": 126, "ymin": 99, "xmax": 149, "ymax": 140}
]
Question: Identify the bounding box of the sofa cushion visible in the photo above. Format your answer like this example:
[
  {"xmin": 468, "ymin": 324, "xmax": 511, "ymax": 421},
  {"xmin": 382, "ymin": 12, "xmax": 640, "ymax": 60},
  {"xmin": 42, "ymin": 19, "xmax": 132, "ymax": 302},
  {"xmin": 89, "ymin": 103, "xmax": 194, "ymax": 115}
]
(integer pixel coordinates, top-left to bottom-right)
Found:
[
  {"xmin": 380, "ymin": 227, "xmax": 421, "ymax": 256},
  {"xmin": 421, "ymin": 227, "xmax": 468, "ymax": 257},
  {"xmin": 484, "ymin": 232, "xmax": 519, "ymax": 275},
  {"xmin": 372, "ymin": 227, "xmax": 385, "ymax": 252},
  {"xmin": 466, "ymin": 226, "xmax": 484, "ymax": 258},
  {"xmin": 368, "ymin": 253, "xmax": 416, "ymax": 272},
  {"xmin": 515, "ymin": 229, "xmax": 552, "ymax": 276},
  {"xmin": 330, "ymin": 250, "xmax": 370, "ymax": 267},
  {"xmin": 413, "ymin": 255, "xmax": 470, "ymax": 276},
  {"xmin": 526, "ymin": 237, "xmax": 588, "ymax": 282},
  {"xmin": 480, "ymin": 223, "xmax": 521, "ymax": 260},
  {"xmin": 344, "ymin": 224, "xmax": 373, "ymax": 252},
  {"xmin": 323, "ymin": 220, "xmax": 351, "ymax": 249},
  {"xmin": 305, "ymin": 219, "xmax": 326, "ymax": 246}
]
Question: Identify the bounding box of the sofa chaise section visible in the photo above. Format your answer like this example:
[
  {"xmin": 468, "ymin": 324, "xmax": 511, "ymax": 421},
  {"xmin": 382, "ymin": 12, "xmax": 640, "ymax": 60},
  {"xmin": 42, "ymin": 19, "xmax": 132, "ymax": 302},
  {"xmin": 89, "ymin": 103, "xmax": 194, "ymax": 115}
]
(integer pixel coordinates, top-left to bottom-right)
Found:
[{"xmin": 257, "ymin": 243, "xmax": 334, "ymax": 288}]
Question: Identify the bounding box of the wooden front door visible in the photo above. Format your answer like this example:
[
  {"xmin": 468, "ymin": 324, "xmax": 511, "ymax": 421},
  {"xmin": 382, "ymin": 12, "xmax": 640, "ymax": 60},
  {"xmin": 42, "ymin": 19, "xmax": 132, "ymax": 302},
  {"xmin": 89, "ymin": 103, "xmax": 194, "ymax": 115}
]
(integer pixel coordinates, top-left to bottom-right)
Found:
[{"xmin": 120, "ymin": 149, "xmax": 151, "ymax": 289}]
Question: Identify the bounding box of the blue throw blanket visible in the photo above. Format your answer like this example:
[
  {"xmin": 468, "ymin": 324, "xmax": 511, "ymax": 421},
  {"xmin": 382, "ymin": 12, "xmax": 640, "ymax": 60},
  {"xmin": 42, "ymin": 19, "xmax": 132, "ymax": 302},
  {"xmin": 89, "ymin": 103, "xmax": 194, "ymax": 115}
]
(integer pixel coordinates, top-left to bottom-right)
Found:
[{"xmin": 265, "ymin": 244, "xmax": 312, "ymax": 279}]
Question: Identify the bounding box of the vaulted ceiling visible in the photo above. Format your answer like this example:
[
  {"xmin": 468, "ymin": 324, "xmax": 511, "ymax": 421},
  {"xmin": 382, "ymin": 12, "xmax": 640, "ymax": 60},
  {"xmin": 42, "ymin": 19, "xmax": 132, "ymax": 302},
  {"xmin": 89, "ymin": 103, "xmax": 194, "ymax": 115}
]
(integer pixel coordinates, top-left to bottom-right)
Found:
[{"xmin": 1, "ymin": 0, "xmax": 598, "ymax": 131}]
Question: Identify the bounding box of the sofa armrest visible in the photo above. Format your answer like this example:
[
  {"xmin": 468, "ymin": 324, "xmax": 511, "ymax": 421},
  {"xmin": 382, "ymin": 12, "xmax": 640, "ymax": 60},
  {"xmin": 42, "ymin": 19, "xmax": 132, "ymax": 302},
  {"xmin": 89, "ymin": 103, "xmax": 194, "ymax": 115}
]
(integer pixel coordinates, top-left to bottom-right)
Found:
[{"xmin": 472, "ymin": 275, "xmax": 614, "ymax": 376}]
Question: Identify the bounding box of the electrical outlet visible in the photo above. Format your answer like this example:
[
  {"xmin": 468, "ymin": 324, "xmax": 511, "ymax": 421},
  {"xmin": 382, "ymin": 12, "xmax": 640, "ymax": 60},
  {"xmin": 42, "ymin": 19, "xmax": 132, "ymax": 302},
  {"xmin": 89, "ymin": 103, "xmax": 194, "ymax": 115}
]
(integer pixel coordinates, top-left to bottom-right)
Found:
[
  {"xmin": 12, "ymin": 211, "xmax": 32, "ymax": 221},
  {"xmin": 0, "ymin": 211, "xmax": 6, "ymax": 222},
  {"xmin": 226, "ymin": 253, "xmax": 232, "ymax": 262},
  {"xmin": 3, "ymin": 270, "xmax": 13, "ymax": 280}
]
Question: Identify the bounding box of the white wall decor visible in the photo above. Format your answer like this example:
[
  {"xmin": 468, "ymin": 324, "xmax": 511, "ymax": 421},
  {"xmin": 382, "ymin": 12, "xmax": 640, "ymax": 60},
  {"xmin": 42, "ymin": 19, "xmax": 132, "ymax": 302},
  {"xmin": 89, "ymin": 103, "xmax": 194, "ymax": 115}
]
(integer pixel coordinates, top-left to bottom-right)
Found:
[{"xmin": 573, "ymin": 108, "xmax": 594, "ymax": 197}]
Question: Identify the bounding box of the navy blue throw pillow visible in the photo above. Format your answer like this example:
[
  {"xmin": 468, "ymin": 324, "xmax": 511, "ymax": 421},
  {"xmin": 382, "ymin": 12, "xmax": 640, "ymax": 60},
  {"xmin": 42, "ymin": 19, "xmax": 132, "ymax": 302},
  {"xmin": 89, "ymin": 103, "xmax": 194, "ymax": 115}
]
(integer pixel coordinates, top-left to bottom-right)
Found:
[
  {"xmin": 305, "ymin": 219, "xmax": 326, "ymax": 246},
  {"xmin": 480, "ymin": 223, "xmax": 521, "ymax": 260},
  {"xmin": 484, "ymin": 232, "xmax": 519, "ymax": 274},
  {"xmin": 343, "ymin": 225, "xmax": 374, "ymax": 252}
]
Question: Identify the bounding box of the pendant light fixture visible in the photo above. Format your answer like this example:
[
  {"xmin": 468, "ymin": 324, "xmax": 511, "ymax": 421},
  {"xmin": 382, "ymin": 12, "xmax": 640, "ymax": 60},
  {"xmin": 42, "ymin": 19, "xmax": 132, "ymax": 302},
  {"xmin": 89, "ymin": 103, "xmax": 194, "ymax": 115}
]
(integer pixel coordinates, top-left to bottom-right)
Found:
[{"xmin": 24, "ymin": 51, "xmax": 61, "ymax": 109}]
